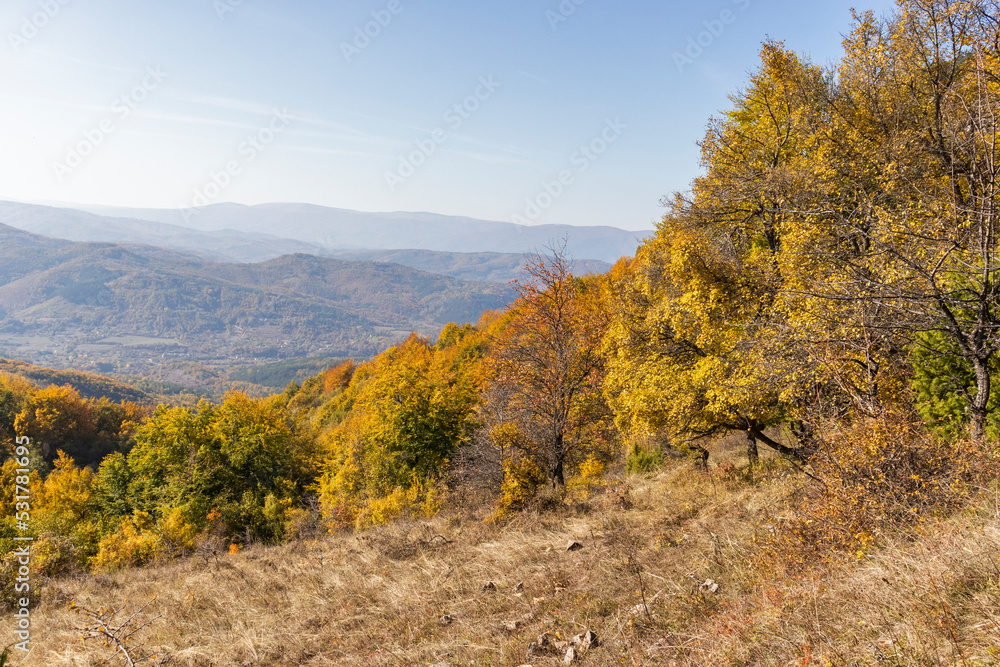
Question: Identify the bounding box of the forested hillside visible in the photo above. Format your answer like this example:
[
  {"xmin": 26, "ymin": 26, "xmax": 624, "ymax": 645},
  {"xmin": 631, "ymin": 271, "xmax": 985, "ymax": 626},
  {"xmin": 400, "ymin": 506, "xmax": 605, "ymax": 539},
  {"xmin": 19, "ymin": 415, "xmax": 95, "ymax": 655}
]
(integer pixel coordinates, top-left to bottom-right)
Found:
[
  {"xmin": 4, "ymin": 1, "xmax": 1000, "ymax": 664},
  {"xmin": 0, "ymin": 226, "xmax": 512, "ymax": 384}
]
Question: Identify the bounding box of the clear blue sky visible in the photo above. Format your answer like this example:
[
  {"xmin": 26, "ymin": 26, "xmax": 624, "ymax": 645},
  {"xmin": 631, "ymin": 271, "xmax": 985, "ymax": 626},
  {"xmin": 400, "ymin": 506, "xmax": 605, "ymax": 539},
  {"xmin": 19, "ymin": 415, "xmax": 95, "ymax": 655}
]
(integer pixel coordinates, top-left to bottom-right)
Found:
[{"xmin": 0, "ymin": 0, "xmax": 898, "ymax": 230}]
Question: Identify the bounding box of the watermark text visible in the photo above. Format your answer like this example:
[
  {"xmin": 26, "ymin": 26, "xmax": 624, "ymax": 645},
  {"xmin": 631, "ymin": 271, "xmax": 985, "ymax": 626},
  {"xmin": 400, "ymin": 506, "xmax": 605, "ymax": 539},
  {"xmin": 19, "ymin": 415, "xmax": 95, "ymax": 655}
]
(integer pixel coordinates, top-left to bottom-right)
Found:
[
  {"xmin": 513, "ymin": 117, "xmax": 626, "ymax": 225},
  {"xmin": 11, "ymin": 436, "xmax": 33, "ymax": 653}
]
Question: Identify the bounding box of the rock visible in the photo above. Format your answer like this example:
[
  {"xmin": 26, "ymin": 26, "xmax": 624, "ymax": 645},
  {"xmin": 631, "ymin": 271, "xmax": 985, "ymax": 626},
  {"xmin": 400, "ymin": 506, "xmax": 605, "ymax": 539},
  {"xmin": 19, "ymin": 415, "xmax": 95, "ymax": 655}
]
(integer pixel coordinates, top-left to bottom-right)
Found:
[
  {"xmin": 563, "ymin": 646, "xmax": 577, "ymax": 664},
  {"xmin": 482, "ymin": 581, "xmax": 497, "ymax": 593},
  {"xmin": 572, "ymin": 630, "xmax": 599, "ymax": 649},
  {"xmin": 513, "ymin": 581, "xmax": 524, "ymax": 594},
  {"xmin": 439, "ymin": 614, "xmax": 454, "ymax": 626},
  {"xmin": 505, "ymin": 620, "xmax": 522, "ymax": 632},
  {"xmin": 699, "ymin": 578, "xmax": 720, "ymax": 594},
  {"xmin": 566, "ymin": 540, "xmax": 584, "ymax": 552}
]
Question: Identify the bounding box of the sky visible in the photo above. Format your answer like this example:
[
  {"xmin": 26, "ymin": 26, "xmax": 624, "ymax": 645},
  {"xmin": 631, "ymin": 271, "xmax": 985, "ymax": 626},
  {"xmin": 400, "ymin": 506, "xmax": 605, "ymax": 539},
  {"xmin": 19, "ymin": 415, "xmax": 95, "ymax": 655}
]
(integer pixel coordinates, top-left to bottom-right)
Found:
[{"xmin": 0, "ymin": 0, "xmax": 899, "ymax": 231}]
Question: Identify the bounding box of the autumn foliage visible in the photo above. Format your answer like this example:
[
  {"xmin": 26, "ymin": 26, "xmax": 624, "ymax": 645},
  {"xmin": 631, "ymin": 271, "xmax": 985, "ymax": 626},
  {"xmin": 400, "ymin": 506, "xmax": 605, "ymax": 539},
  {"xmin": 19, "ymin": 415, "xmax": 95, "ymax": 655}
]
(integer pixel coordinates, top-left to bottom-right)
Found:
[{"xmin": 2, "ymin": 4, "xmax": 1000, "ymax": 624}]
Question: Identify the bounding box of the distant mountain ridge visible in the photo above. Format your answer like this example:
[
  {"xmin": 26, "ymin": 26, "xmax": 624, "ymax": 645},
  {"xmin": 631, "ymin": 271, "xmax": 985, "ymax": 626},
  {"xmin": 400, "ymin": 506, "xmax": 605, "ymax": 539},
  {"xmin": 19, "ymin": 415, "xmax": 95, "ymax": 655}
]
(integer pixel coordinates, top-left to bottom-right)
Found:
[
  {"xmin": 27, "ymin": 201, "xmax": 651, "ymax": 264},
  {"xmin": 325, "ymin": 249, "xmax": 610, "ymax": 283},
  {"xmin": 0, "ymin": 201, "xmax": 325, "ymax": 264}
]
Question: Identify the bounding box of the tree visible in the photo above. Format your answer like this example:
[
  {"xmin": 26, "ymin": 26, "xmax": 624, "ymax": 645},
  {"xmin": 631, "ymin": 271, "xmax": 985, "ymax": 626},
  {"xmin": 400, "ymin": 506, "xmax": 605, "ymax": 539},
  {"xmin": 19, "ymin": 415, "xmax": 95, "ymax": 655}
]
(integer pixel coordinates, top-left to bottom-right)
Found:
[
  {"xmin": 604, "ymin": 44, "xmax": 822, "ymax": 463},
  {"xmin": 317, "ymin": 331, "xmax": 479, "ymax": 525},
  {"xmin": 484, "ymin": 245, "xmax": 611, "ymax": 486},
  {"xmin": 11, "ymin": 385, "xmax": 144, "ymax": 468},
  {"xmin": 0, "ymin": 375, "xmax": 33, "ymax": 446},
  {"xmin": 122, "ymin": 393, "xmax": 316, "ymax": 543},
  {"xmin": 14, "ymin": 386, "xmax": 98, "ymax": 464},
  {"xmin": 611, "ymin": 2, "xmax": 1000, "ymax": 452},
  {"xmin": 787, "ymin": 0, "xmax": 1000, "ymax": 442},
  {"xmin": 322, "ymin": 360, "xmax": 356, "ymax": 394}
]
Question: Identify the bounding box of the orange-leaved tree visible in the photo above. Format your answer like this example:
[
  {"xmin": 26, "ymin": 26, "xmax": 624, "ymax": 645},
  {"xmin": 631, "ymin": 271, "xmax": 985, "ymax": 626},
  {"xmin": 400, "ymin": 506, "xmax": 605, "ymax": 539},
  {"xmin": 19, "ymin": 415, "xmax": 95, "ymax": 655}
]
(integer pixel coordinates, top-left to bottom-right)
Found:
[{"xmin": 483, "ymin": 245, "xmax": 613, "ymax": 487}]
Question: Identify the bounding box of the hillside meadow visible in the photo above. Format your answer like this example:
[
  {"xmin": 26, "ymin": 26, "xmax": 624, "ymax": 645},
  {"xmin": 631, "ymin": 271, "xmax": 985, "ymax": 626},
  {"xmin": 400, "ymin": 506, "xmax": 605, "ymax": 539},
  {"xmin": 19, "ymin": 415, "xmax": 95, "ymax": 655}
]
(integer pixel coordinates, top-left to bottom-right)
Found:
[{"xmin": 7, "ymin": 439, "xmax": 1000, "ymax": 665}]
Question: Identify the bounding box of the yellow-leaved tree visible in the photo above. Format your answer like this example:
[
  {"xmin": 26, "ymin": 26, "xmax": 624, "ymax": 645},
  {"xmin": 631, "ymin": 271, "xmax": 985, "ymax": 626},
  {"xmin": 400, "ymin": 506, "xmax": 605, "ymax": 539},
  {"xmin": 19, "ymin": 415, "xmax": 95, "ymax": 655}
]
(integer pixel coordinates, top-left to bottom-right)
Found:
[
  {"xmin": 604, "ymin": 43, "xmax": 824, "ymax": 464},
  {"xmin": 482, "ymin": 246, "xmax": 614, "ymax": 487},
  {"xmin": 318, "ymin": 331, "xmax": 479, "ymax": 528}
]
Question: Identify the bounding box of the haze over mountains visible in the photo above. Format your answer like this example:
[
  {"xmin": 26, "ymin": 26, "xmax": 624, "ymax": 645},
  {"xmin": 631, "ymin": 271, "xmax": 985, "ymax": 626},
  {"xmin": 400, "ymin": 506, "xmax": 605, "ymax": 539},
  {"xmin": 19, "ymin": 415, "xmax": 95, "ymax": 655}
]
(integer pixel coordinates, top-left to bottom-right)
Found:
[{"xmin": 2, "ymin": 201, "xmax": 649, "ymax": 270}]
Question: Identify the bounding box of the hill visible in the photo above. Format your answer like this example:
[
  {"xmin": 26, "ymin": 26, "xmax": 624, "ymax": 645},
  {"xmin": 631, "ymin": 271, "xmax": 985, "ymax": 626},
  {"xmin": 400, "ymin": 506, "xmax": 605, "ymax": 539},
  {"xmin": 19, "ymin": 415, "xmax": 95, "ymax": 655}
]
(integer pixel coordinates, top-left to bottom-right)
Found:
[
  {"xmin": 0, "ymin": 201, "xmax": 326, "ymax": 264},
  {"xmin": 2, "ymin": 201, "xmax": 632, "ymax": 282},
  {"xmin": 326, "ymin": 249, "xmax": 611, "ymax": 284},
  {"xmin": 0, "ymin": 357, "xmax": 150, "ymax": 403},
  {"xmin": 0, "ymin": 224, "xmax": 513, "ymax": 385}
]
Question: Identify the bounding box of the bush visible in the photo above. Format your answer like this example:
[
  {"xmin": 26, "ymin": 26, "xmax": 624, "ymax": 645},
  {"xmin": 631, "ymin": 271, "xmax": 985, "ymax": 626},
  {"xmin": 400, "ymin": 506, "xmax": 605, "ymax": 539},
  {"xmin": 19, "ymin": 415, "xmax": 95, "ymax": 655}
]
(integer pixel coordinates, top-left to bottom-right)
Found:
[
  {"xmin": 490, "ymin": 454, "xmax": 547, "ymax": 521},
  {"xmin": 0, "ymin": 532, "xmax": 77, "ymax": 610},
  {"xmin": 353, "ymin": 477, "xmax": 441, "ymax": 530},
  {"xmin": 626, "ymin": 440, "xmax": 664, "ymax": 474},
  {"xmin": 32, "ymin": 531, "xmax": 82, "ymax": 578},
  {"xmin": 90, "ymin": 512, "xmax": 164, "ymax": 572},
  {"xmin": 567, "ymin": 455, "xmax": 606, "ymax": 500},
  {"xmin": 776, "ymin": 409, "xmax": 993, "ymax": 565},
  {"xmin": 158, "ymin": 506, "xmax": 203, "ymax": 555},
  {"xmin": 282, "ymin": 505, "xmax": 324, "ymax": 540}
]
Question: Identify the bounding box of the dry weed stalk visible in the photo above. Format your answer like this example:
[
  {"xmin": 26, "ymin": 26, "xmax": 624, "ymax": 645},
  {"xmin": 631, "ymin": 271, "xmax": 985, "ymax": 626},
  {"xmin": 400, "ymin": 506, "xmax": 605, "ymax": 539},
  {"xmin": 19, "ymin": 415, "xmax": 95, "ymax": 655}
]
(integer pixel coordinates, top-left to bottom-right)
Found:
[{"xmin": 73, "ymin": 597, "xmax": 169, "ymax": 666}]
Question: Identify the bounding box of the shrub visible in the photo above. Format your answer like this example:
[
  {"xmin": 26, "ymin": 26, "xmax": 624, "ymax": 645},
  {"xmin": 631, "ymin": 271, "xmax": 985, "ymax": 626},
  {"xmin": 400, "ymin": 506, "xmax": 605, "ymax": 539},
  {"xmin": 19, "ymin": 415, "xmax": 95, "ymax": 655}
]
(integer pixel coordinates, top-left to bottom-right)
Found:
[
  {"xmin": 31, "ymin": 532, "xmax": 81, "ymax": 578},
  {"xmin": 90, "ymin": 512, "xmax": 163, "ymax": 572},
  {"xmin": 490, "ymin": 454, "xmax": 547, "ymax": 521},
  {"xmin": 353, "ymin": 476, "xmax": 441, "ymax": 530},
  {"xmin": 567, "ymin": 455, "xmax": 606, "ymax": 500},
  {"xmin": 282, "ymin": 505, "xmax": 323, "ymax": 540},
  {"xmin": 776, "ymin": 409, "xmax": 993, "ymax": 565},
  {"xmin": 626, "ymin": 440, "xmax": 664, "ymax": 474},
  {"xmin": 158, "ymin": 506, "xmax": 202, "ymax": 555}
]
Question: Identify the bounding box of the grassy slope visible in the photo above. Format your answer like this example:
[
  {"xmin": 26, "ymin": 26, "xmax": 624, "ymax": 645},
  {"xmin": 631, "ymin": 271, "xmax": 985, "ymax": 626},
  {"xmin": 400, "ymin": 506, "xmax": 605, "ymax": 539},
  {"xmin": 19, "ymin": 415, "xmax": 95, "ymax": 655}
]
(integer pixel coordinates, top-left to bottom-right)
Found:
[{"xmin": 10, "ymin": 440, "xmax": 1000, "ymax": 666}]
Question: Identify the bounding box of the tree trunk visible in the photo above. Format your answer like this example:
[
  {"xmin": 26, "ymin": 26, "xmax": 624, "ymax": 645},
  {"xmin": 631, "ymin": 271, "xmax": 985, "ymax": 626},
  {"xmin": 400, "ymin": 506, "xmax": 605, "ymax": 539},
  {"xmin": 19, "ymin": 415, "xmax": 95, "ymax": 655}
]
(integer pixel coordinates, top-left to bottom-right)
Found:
[
  {"xmin": 749, "ymin": 427, "xmax": 805, "ymax": 461},
  {"xmin": 971, "ymin": 356, "xmax": 991, "ymax": 445},
  {"xmin": 692, "ymin": 444, "xmax": 710, "ymax": 469},
  {"xmin": 552, "ymin": 432, "xmax": 565, "ymax": 487},
  {"xmin": 746, "ymin": 430, "xmax": 759, "ymax": 468}
]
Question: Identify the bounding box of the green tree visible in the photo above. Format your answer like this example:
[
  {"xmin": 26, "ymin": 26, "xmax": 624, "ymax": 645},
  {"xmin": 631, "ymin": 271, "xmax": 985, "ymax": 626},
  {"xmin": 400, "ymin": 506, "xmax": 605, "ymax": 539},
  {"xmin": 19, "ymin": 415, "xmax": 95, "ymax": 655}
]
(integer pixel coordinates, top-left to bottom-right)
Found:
[
  {"xmin": 318, "ymin": 332, "xmax": 478, "ymax": 522},
  {"xmin": 122, "ymin": 393, "xmax": 316, "ymax": 543}
]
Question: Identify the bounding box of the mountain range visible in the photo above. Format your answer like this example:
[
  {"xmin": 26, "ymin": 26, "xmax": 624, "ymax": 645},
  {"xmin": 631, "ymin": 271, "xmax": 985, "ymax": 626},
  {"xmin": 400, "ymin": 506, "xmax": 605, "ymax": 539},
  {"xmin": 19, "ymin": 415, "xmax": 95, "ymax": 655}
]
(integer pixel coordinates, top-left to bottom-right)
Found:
[
  {"xmin": 0, "ymin": 200, "xmax": 649, "ymax": 392},
  {"xmin": 0, "ymin": 201, "xmax": 648, "ymax": 271},
  {"xmin": 0, "ymin": 222, "xmax": 511, "ymax": 391}
]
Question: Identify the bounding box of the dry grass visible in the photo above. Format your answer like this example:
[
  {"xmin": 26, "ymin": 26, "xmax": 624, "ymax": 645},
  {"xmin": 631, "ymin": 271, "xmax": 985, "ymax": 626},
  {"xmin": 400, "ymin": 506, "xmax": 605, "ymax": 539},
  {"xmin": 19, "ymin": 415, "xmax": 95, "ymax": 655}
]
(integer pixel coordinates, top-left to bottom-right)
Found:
[{"xmin": 6, "ymin": 438, "xmax": 1000, "ymax": 666}]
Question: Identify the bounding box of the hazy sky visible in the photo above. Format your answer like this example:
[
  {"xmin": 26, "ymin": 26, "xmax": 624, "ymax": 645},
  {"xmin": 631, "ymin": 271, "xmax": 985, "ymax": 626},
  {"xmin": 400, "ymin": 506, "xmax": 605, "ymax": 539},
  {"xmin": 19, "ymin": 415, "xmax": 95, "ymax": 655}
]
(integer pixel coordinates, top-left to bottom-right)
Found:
[{"xmin": 0, "ymin": 0, "xmax": 898, "ymax": 230}]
